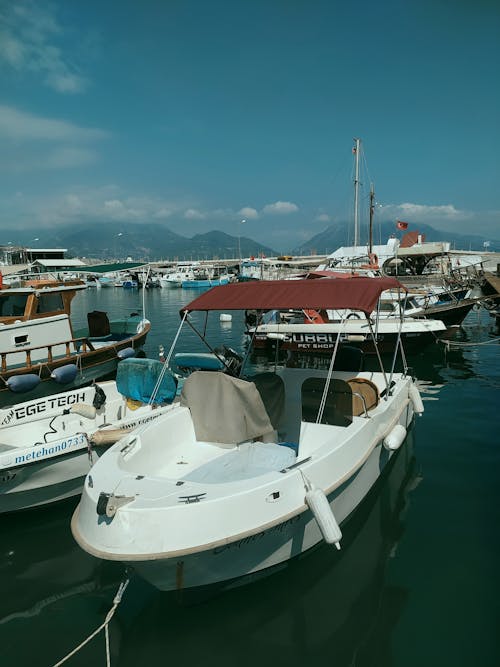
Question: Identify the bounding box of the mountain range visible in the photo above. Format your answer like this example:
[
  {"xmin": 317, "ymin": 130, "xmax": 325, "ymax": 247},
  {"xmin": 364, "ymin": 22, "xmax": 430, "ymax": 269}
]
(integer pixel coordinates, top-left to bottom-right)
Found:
[{"xmin": 1, "ymin": 220, "xmax": 498, "ymax": 261}]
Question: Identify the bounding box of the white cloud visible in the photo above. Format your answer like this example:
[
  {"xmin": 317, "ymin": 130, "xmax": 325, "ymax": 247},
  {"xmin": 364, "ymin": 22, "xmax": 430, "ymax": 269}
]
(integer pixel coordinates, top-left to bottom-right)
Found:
[
  {"xmin": 4, "ymin": 186, "xmax": 186, "ymax": 227},
  {"xmin": 380, "ymin": 202, "xmax": 467, "ymax": 222},
  {"xmin": 153, "ymin": 208, "xmax": 173, "ymax": 219},
  {"xmin": 104, "ymin": 199, "xmax": 125, "ymax": 212},
  {"xmin": 184, "ymin": 208, "xmax": 206, "ymax": 220},
  {"xmin": 0, "ymin": 105, "xmax": 108, "ymax": 172},
  {"xmin": 315, "ymin": 213, "xmax": 330, "ymax": 223},
  {"xmin": 44, "ymin": 146, "xmax": 98, "ymax": 168},
  {"xmin": 0, "ymin": 105, "xmax": 107, "ymax": 142},
  {"xmin": 262, "ymin": 201, "xmax": 299, "ymax": 215},
  {"xmin": 238, "ymin": 207, "xmax": 259, "ymax": 219},
  {"xmin": 0, "ymin": 2, "xmax": 88, "ymax": 93}
]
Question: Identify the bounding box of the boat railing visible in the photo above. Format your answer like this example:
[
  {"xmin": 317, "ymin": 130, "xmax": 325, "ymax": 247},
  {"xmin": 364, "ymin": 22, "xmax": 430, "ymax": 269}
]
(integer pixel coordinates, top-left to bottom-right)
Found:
[{"xmin": 0, "ymin": 335, "xmax": 98, "ymax": 372}]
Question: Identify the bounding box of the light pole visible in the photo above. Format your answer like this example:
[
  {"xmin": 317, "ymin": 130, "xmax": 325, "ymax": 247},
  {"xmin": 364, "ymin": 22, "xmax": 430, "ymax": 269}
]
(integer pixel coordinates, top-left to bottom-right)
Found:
[
  {"xmin": 115, "ymin": 232, "xmax": 123, "ymax": 261},
  {"xmin": 238, "ymin": 219, "xmax": 246, "ymax": 263}
]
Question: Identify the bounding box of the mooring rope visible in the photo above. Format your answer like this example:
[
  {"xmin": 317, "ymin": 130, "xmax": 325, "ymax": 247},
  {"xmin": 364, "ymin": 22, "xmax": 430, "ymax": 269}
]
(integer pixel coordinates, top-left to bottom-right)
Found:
[
  {"xmin": 51, "ymin": 576, "xmax": 129, "ymax": 667},
  {"xmin": 439, "ymin": 336, "xmax": 500, "ymax": 349}
]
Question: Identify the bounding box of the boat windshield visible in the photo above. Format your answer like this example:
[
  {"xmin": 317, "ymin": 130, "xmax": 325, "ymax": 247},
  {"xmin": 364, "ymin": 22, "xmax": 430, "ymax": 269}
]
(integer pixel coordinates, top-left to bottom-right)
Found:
[{"xmin": 0, "ymin": 293, "xmax": 29, "ymax": 317}]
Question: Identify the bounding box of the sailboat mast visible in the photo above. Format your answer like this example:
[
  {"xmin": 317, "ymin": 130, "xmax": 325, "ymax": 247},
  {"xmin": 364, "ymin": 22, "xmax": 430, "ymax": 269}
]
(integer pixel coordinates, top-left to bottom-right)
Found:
[
  {"xmin": 369, "ymin": 183, "xmax": 375, "ymax": 255},
  {"xmin": 353, "ymin": 138, "xmax": 361, "ymax": 247}
]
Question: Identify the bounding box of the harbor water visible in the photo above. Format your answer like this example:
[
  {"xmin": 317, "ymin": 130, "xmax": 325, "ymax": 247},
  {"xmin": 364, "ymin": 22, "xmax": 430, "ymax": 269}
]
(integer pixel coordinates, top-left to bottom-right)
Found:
[{"xmin": 1, "ymin": 287, "xmax": 499, "ymax": 666}]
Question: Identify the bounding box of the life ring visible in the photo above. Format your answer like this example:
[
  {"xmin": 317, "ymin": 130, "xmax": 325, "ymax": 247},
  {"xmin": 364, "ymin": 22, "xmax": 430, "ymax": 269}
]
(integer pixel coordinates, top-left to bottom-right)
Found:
[
  {"xmin": 346, "ymin": 312, "xmax": 361, "ymax": 319},
  {"xmin": 368, "ymin": 253, "xmax": 379, "ymax": 268}
]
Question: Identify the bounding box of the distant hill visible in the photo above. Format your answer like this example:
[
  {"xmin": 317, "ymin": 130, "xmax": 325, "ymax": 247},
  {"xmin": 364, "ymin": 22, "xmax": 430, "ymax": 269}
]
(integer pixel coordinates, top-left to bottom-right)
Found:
[
  {"xmin": 1, "ymin": 219, "xmax": 498, "ymax": 260},
  {"xmin": 0, "ymin": 222, "xmax": 277, "ymax": 261},
  {"xmin": 292, "ymin": 220, "xmax": 500, "ymax": 255}
]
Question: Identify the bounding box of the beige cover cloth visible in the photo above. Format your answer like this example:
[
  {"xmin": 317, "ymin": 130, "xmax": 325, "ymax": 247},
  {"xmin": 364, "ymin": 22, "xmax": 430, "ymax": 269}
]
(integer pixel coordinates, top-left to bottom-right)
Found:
[{"xmin": 180, "ymin": 371, "xmax": 274, "ymax": 444}]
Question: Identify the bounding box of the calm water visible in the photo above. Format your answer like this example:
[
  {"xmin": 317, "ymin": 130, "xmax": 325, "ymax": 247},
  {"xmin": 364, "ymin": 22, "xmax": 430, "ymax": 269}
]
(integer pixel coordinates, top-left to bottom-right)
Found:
[{"xmin": 1, "ymin": 287, "xmax": 499, "ymax": 667}]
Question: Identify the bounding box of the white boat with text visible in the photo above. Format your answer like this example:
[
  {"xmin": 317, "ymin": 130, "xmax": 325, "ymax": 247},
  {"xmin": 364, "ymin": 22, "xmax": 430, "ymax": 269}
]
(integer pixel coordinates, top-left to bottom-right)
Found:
[
  {"xmin": 72, "ymin": 277, "xmax": 425, "ymax": 592},
  {"xmin": 0, "ymin": 358, "xmax": 178, "ymax": 513}
]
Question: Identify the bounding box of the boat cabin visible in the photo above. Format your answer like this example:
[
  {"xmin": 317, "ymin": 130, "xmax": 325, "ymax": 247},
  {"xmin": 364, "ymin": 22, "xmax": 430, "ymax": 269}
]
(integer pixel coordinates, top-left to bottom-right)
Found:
[{"xmin": 0, "ymin": 283, "xmax": 84, "ymax": 325}]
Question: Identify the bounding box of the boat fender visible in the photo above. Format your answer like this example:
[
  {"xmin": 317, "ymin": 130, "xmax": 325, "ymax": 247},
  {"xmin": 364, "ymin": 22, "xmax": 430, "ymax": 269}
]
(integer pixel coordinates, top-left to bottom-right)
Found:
[
  {"xmin": 6, "ymin": 374, "xmax": 41, "ymax": 393},
  {"xmin": 383, "ymin": 424, "xmax": 407, "ymax": 451},
  {"xmin": 91, "ymin": 428, "xmax": 128, "ymax": 446},
  {"xmin": 304, "ymin": 481, "xmax": 342, "ymax": 549},
  {"xmin": 409, "ymin": 383, "xmax": 424, "ymax": 415},
  {"xmin": 136, "ymin": 318, "xmax": 150, "ymax": 334},
  {"xmin": 117, "ymin": 347, "xmax": 136, "ymax": 360},
  {"xmin": 70, "ymin": 403, "xmax": 97, "ymax": 419},
  {"xmin": 51, "ymin": 363, "xmax": 78, "ymax": 384}
]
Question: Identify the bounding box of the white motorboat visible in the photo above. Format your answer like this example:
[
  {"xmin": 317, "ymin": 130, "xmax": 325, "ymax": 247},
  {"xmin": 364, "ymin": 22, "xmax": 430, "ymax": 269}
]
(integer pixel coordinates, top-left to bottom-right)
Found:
[
  {"xmin": 0, "ymin": 358, "xmax": 178, "ymax": 513},
  {"xmin": 159, "ymin": 262, "xmax": 201, "ymax": 288},
  {"xmin": 72, "ymin": 277, "xmax": 425, "ymax": 592},
  {"xmin": 248, "ymin": 312, "xmax": 446, "ymax": 355}
]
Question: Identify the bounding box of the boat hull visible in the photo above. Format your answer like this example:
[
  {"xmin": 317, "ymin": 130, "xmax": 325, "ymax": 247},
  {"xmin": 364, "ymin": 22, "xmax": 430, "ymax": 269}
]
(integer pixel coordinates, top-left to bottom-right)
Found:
[
  {"xmin": 138, "ymin": 441, "xmax": 395, "ymax": 590},
  {"xmin": 250, "ymin": 330, "xmax": 439, "ymax": 355},
  {"xmin": 0, "ymin": 450, "xmax": 95, "ymax": 513},
  {"xmin": 181, "ymin": 277, "xmax": 231, "ymax": 289}
]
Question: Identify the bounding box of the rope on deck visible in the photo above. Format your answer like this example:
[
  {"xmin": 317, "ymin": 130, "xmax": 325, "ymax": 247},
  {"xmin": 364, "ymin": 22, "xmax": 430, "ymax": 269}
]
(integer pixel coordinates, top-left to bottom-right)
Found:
[{"xmin": 51, "ymin": 576, "xmax": 129, "ymax": 667}]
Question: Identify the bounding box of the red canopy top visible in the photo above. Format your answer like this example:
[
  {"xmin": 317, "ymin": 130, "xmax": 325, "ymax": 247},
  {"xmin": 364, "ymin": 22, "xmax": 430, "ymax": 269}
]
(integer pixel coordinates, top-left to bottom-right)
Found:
[{"xmin": 181, "ymin": 277, "xmax": 406, "ymax": 316}]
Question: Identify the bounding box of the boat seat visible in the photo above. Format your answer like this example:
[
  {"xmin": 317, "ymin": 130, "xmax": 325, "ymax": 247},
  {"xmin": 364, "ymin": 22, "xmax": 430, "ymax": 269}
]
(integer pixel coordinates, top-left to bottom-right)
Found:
[
  {"xmin": 347, "ymin": 378, "xmax": 379, "ymax": 416},
  {"xmin": 87, "ymin": 310, "xmax": 110, "ymax": 337},
  {"xmin": 301, "ymin": 378, "xmax": 353, "ymax": 427}
]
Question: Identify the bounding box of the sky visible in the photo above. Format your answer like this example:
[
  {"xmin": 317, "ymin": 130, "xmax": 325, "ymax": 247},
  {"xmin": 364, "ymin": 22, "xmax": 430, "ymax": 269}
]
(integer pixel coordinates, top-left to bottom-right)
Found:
[{"xmin": 1, "ymin": 0, "xmax": 499, "ymax": 251}]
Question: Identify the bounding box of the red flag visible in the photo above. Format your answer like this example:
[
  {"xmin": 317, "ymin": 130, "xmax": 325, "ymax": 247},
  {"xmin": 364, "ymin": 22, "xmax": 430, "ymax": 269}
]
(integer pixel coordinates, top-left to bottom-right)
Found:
[{"xmin": 396, "ymin": 220, "xmax": 408, "ymax": 230}]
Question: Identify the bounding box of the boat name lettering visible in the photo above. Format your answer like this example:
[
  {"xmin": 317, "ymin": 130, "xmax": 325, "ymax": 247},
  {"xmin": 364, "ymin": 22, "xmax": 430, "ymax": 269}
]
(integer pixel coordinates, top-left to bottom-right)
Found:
[
  {"xmin": 3, "ymin": 392, "xmax": 87, "ymax": 424},
  {"xmin": 212, "ymin": 516, "xmax": 301, "ymax": 554},
  {"xmin": 13, "ymin": 434, "xmax": 87, "ymax": 466},
  {"xmin": 292, "ymin": 333, "xmax": 336, "ymax": 344},
  {"xmin": 120, "ymin": 412, "xmax": 163, "ymax": 431}
]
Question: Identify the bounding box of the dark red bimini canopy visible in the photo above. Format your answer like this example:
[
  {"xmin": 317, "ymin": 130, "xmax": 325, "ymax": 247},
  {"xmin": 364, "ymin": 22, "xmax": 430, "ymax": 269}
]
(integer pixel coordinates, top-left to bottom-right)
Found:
[{"xmin": 180, "ymin": 277, "xmax": 406, "ymax": 317}]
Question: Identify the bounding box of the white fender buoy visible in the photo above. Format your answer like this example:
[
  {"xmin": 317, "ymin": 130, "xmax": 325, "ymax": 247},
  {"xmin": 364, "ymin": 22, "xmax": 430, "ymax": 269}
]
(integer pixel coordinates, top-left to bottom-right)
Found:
[
  {"xmin": 409, "ymin": 383, "xmax": 424, "ymax": 415},
  {"xmin": 70, "ymin": 403, "xmax": 97, "ymax": 419},
  {"xmin": 305, "ymin": 482, "xmax": 342, "ymax": 549},
  {"xmin": 219, "ymin": 313, "xmax": 232, "ymax": 322},
  {"xmin": 384, "ymin": 424, "xmax": 407, "ymax": 451}
]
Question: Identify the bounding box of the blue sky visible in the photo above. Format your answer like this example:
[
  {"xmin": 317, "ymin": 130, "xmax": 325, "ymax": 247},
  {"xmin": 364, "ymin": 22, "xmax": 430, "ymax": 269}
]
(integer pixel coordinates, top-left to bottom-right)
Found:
[{"xmin": 1, "ymin": 0, "xmax": 499, "ymax": 250}]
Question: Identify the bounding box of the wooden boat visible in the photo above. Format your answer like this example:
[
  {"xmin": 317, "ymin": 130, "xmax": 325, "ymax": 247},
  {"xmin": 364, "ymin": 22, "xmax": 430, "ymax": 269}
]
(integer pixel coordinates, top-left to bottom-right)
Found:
[
  {"xmin": 0, "ymin": 280, "xmax": 150, "ymax": 407},
  {"xmin": 72, "ymin": 277, "xmax": 425, "ymax": 592}
]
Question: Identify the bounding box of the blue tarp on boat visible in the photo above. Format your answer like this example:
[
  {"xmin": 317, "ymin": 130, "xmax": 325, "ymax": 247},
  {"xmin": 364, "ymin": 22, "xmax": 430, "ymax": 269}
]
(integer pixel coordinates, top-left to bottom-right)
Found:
[{"xmin": 116, "ymin": 358, "xmax": 177, "ymax": 404}]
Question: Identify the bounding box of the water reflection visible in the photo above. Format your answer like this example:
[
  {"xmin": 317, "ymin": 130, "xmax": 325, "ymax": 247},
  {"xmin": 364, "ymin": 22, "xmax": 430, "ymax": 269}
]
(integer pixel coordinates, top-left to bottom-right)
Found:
[
  {"xmin": 113, "ymin": 435, "xmax": 419, "ymax": 667},
  {"xmin": 0, "ymin": 498, "xmax": 126, "ymax": 665}
]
